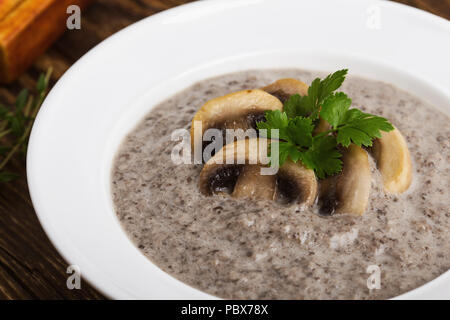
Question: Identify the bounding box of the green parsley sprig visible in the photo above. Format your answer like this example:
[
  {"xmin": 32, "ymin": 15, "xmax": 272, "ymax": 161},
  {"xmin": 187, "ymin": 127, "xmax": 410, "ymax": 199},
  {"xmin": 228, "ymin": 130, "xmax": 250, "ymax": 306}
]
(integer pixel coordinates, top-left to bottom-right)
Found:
[
  {"xmin": 257, "ymin": 69, "xmax": 394, "ymax": 179},
  {"xmin": 0, "ymin": 68, "xmax": 53, "ymax": 182}
]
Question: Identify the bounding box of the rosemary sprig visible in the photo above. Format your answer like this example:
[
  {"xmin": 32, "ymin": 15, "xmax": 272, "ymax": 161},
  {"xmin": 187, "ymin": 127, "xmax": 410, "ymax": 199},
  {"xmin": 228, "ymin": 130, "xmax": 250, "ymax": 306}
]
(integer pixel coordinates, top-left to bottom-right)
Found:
[{"xmin": 0, "ymin": 68, "xmax": 53, "ymax": 182}]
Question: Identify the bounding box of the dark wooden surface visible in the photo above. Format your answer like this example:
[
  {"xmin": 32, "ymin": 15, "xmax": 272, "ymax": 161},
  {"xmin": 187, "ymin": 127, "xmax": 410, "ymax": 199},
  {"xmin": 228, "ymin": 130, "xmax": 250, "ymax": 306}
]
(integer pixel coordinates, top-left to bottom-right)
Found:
[{"xmin": 0, "ymin": 0, "xmax": 448, "ymax": 300}]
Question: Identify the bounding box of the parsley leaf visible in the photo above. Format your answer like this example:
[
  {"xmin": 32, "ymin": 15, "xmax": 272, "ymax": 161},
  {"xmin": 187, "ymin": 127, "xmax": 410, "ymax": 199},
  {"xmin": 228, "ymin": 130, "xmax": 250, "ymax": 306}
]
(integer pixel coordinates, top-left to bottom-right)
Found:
[
  {"xmin": 304, "ymin": 78, "xmax": 321, "ymax": 119},
  {"xmin": 336, "ymin": 109, "xmax": 394, "ymax": 147},
  {"xmin": 274, "ymin": 141, "xmax": 302, "ymax": 166},
  {"xmin": 257, "ymin": 110, "xmax": 289, "ymax": 140},
  {"xmin": 286, "ymin": 116, "xmax": 314, "ymax": 147},
  {"xmin": 264, "ymin": 109, "xmax": 289, "ymax": 128},
  {"xmin": 284, "ymin": 94, "xmax": 304, "ymax": 118},
  {"xmin": 319, "ymin": 69, "xmax": 348, "ymax": 101},
  {"xmin": 321, "ymin": 92, "xmax": 394, "ymax": 147},
  {"xmin": 257, "ymin": 112, "xmax": 314, "ymax": 167},
  {"xmin": 320, "ymin": 92, "xmax": 352, "ymax": 128},
  {"xmin": 283, "ymin": 93, "xmax": 316, "ymax": 118},
  {"xmin": 257, "ymin": 111, "xmax": 314, "ymax": 145},
  {"xmin": 299, "ymin": 135, "xmax": 342, "ymax": 179},
  {"xmin": 280, "ymin": 69, "xmax": 348, "ymax": 120}
]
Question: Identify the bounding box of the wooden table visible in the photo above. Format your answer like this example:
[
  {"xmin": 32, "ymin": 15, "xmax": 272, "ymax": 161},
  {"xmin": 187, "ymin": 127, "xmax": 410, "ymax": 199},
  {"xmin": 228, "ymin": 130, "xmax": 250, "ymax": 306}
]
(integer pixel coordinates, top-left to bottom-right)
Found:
[{"xmin": 0, "ymin": 0, "xmax": 448, "ymax": 300}]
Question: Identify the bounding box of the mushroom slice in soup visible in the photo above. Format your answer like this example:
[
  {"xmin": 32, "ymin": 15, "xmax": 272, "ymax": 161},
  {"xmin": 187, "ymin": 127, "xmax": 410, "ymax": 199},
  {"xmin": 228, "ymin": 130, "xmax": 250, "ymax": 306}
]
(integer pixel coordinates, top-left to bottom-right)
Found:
[
  {"xmin": 232, "ymin": 165, "xmax": 277, "ymax": 201},
  {"xmin": 275, "ymin": 160, "xmax": 318, "ymax": 207},
  {"xmin": 262, "ymin": 78, "xmax": 309, "ymax": 103},
  {"xmin": 319, "ymin": 144, "xmax": 371, "ymax": 216},
  {"xmin": 190, "ymin": 89, "xmax": 282, "ymax": 155},
  {"xmin": 372, "ymin": 126, "xmax": 412, "ymax": 194},
  {"xmin": 199, "ymin": 138, "xmax": 318, "ymax": 206}
]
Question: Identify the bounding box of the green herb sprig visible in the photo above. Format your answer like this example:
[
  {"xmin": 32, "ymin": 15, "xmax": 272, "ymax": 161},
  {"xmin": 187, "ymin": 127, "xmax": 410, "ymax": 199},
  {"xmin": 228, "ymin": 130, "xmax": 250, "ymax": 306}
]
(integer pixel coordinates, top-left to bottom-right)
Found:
[
  {"xmin": 0, "ymin": 68, "xmax": 53, "ymax": 182},
  {"xmin": 257, "ymin": 69, "xmax": 394, "ymax": 179}
]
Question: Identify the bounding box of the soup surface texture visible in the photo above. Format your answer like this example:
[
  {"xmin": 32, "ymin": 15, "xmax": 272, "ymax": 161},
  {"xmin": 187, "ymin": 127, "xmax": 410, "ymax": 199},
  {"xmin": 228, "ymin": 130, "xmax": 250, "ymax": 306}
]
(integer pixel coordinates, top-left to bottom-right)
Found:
[{"xmin": 112, "ymin": 70, "xmax": 450, "ymax": 299}]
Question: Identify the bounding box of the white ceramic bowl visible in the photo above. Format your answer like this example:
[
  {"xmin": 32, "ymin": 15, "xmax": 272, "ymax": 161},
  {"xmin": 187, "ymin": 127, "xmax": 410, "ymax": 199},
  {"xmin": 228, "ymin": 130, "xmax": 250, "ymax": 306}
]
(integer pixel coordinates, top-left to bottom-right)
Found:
[{"xmin": 27, "ymin": 0, "xmax": 450, "ymax": 299}]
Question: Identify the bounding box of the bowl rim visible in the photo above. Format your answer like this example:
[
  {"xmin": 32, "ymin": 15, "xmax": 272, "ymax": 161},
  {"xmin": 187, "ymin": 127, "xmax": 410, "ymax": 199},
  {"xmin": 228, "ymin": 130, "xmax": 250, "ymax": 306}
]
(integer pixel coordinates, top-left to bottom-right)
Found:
[{"xmin": 27, "ymin": 0, "xmax": 450, "ymax": 299}]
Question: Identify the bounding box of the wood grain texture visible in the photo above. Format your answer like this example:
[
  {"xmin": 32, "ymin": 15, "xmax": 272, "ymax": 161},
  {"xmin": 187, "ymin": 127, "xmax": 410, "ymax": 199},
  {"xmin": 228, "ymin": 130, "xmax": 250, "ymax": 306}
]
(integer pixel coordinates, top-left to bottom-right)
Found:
[
  {"xmin": 0, "ymin": 0, "xmax": 447, "ymax": 300},
  {"xmin": 394, "ymin": 0, "xmax": 450, "ymax": 19},
  {"xmin": 0, "ymin": 0, "xmax": 96, "ymax": 83}
]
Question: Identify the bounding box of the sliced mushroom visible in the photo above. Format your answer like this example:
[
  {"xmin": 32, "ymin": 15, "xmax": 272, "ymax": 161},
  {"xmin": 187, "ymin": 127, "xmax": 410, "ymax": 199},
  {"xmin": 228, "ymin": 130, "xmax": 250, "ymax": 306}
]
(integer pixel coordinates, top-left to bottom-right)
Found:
[
  {"xmin": 372, "ymin": 126, "xmax": 412, "ymax": 194},
  {"xmin": 275, "ymin": 159, "xmax": 318, "ymax": 207},
  {"xmin": 319, "ymin": 144, "xmax": 371, "ymax": 216},
  {"xmin": 190, "ymin": 89, "xmax": 282, "ymax": 153},
  {"xmin": 262, "ymin": 78, "xmax": 308, "ymax": 103},
  {"xmin": 199, "ymin": 138, "xmax": 317, "ymax": 206},
  {"xmin": 199, "ymin": 138, "xmax": 270, "ymax": 197},
  {"xmin": 336, "ymin": 145, "xmax": 371, "ymax": 214},
  {"xmin": 232, "ymin": 165, "xmax": 277, "ymax": 200}
]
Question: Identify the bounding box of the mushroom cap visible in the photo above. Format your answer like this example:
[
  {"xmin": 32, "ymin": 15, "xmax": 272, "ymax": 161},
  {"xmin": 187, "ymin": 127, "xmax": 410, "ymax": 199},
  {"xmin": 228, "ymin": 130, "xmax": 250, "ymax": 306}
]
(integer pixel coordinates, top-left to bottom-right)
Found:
[
  {"xmin": 190, "ymin": 89, "xmax": 282, "ymax": 150},
  {"xmin": 199, "ymin": 138, "xmax": 318, "ymax": 206},
  {"xmin": 335, "ymin": 144, "xmax": 371, "ymax": 215},
  {"xmin": 372, "ymin": 126, "xmax": 412, "ymax": 194},
  {"xmin": 262, "ymin": 78, "xmax": 309, "ymax": 102},
  {"xmin": 232, "ymin": 165, "xmax": 277, "ymax": 201},
  {"xmin": 199, "ymin": 138, "xmax": 270, "ymax": 195},
  {"xmin": 319, "ymin": 144, "xmax": 371, "ymax": 216},
  {"xmin": 276, "ymin": 159, "xmax": 318, "ymax": 207}
]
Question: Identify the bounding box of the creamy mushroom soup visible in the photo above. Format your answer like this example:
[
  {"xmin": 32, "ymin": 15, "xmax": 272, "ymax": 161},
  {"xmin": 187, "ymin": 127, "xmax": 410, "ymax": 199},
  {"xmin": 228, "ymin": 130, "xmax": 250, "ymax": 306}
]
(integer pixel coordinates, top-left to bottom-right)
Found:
[{"xmin": 111, "ymin": 69, "xmax": 449, "ymax": 299}]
